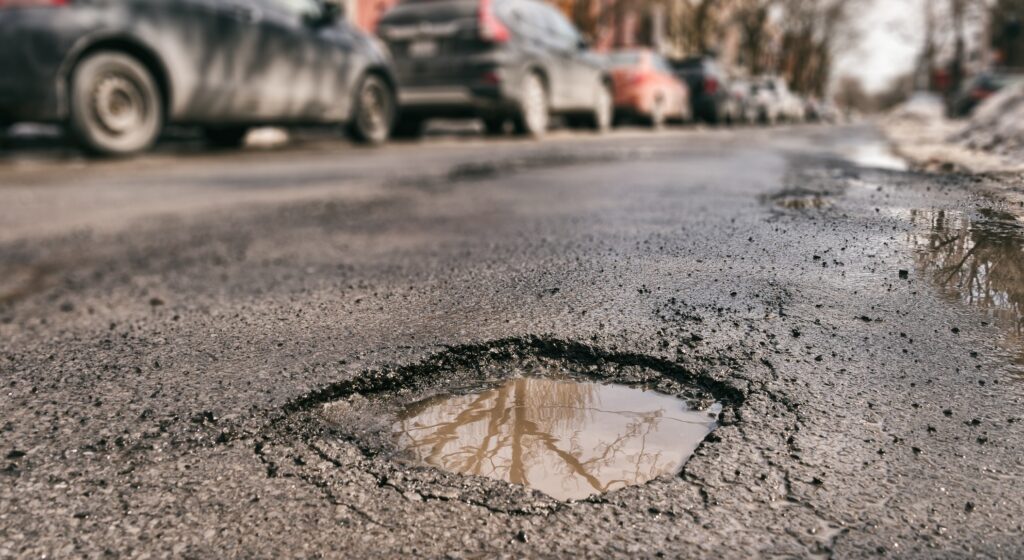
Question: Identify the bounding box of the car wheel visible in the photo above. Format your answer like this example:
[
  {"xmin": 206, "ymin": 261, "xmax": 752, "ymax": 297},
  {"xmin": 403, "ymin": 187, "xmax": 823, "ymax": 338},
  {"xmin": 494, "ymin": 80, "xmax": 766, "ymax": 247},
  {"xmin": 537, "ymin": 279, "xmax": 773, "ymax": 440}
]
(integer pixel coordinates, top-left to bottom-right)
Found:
[
  {"xmin": 588, "ymin": 83, "xmax": 613, "ymax": 133},
  {"xmin": 204, "ymin": 126, "xmax": 249, "ymax": 149},
  {"xmin": 513, "ymin": 73, "xmax": 548, "ymax": 138},
  {"xmin": 483, "ymin": 117, "xmax": 507, "ymax": 136},
  {"xmin": 649, "ymin": 96, "xmax": 667, "ymax": 129},
  {"xmin": 703, "ymin": 106, "xmax": 720, "ymax": 125},
  {"xmin": 349, "ymin": 74, "xmax": 395, "ymax": 145},
  {"xmin": 392, "ymin": 116, "xmax": 425, "ymax": 139},
  {"xmin": 68, "ymin": 52, "xmax": 163, "ymax": 157}
]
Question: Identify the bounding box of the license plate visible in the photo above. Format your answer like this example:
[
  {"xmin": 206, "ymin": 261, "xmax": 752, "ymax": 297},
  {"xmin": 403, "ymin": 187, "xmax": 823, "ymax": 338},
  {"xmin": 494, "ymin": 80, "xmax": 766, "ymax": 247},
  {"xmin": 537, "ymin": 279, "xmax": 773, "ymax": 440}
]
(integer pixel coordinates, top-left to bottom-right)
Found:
[{"xmin": 409, "ymin": 40, "xmax": 439, "ymax": 58}]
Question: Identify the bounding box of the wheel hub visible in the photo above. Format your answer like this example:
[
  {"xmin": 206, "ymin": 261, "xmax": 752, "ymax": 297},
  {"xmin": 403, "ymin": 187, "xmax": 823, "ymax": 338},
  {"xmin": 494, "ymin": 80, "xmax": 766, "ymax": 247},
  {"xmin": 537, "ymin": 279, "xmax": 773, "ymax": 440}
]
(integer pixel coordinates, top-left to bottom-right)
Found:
[
  {"xmin": 359, "ymin": 84, "xmax": 387, "ymax": 133},
  {"xmin": 92, "ymin": 75, "xmax": 144, "ymax": 135}
]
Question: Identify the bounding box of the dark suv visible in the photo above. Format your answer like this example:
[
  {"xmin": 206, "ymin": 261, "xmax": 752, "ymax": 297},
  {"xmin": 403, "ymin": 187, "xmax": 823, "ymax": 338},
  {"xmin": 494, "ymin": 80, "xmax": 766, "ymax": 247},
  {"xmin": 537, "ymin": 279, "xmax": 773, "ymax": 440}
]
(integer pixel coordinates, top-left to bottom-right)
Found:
[
  {"xmin": 671, "ymin": 56, "xmax": 737, "ymax": 125},
  {"xmin": 0, "ymin": 0, "xmax": 397, "ymax": 156},
  {"xmin": 377, "ymin": 0, "xmax": 613, "ymax": 137}
]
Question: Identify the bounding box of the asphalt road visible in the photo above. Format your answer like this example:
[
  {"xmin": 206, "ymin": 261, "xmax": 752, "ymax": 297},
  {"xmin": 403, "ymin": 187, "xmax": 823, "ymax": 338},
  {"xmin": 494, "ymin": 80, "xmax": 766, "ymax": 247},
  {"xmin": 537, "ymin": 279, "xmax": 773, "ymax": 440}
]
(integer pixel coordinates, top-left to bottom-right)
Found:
[{"xmin": 1, "ymin": 125, "xmax": 1022, "ymax": 558}]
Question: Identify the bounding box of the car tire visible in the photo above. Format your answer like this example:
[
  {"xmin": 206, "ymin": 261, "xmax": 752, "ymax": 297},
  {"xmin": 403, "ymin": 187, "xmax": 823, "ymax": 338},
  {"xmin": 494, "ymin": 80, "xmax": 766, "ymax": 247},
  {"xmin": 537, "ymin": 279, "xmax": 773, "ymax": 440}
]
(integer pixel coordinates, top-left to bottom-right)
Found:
[
  {"xmin": 349, "ymin": 74, "xmax": 395, "ymax": 145},
  {"xmin": 513, "ymin": 73, "xmax": 549, "ymax": 138},
  {"xmin": 68, "ymin": 51, "xmax": 163, "ymax": 157},
  {"xmin": 649, "ymin": 96, "xmax": 667, "ymax": 129},
  {"xmin": 702, "ymin": 106, "xmax": 720, "ymax": 126},
  {"xmin": 588, "ymin": 83, "xmax": 613, "ymax": 133},
  {"xmin": 204, "ymin": 126, "xmax": 249, "ymax": 149},
  {"xmin": 392, "ymin": 116, "xmax": 425, "ymax": 139},
  {"xmin": 483, "ymin": 117, "xmax": 507, "ymax": 136}
]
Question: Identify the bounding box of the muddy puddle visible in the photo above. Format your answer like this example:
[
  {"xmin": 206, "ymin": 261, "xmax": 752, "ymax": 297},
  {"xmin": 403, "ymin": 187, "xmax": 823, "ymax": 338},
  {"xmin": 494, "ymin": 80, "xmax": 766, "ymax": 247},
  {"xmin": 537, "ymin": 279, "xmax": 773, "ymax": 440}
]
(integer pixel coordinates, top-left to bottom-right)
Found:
[
  {"xmin": 391, "ymin": 377, "xmax": 719, "ymax": 501},
  {"xmin": 909, "ymin": 208, "xmax": 1024, "ymax": 370}
]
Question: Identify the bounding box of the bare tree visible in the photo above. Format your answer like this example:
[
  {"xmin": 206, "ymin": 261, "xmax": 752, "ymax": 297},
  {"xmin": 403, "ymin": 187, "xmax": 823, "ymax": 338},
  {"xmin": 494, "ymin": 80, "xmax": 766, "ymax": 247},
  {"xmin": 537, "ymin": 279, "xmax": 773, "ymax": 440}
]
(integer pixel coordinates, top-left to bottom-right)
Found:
[{"xmin": 735, "ymin": 0, "xmax": 778, "ymax": 74}]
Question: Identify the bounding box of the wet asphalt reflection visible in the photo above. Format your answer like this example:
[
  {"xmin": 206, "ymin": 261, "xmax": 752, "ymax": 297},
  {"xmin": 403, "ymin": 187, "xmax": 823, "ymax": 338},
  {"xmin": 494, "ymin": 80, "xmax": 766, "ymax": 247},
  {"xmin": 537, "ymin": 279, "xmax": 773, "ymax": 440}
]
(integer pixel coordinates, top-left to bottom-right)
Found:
[{"xmin": 910, "ymin": 207, "xmax": 1024, "ymax": 372}]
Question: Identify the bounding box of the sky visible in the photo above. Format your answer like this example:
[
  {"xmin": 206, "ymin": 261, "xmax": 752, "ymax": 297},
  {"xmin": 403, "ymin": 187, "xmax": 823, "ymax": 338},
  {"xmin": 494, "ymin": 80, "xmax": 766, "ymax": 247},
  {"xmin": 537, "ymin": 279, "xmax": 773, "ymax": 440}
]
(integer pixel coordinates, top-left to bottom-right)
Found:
[{"xmin": 833, "ymin": 0, "xmax": 925, "ymax": 93}]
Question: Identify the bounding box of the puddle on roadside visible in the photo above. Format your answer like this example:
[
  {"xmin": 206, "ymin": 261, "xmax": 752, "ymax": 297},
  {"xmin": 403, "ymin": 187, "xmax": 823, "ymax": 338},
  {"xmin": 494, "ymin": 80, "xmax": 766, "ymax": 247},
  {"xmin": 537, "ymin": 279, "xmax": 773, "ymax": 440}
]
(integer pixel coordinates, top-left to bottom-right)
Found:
[
  {"xmin": 392, "ymin": 377, "xmax": 719, "ymax": 501},
  {"xmin": 908, "ymin": 208, "xmax": 1024, "ymax": 369}
]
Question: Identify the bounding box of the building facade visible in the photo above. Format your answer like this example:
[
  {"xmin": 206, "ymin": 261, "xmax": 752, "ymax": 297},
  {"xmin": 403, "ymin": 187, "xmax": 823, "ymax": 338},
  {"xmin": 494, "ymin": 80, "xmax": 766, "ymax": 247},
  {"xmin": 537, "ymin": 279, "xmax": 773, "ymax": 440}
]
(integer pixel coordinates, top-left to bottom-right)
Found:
[{"xmin": 345, "ymin": 0, "xmax": 400, "ymax": 33}]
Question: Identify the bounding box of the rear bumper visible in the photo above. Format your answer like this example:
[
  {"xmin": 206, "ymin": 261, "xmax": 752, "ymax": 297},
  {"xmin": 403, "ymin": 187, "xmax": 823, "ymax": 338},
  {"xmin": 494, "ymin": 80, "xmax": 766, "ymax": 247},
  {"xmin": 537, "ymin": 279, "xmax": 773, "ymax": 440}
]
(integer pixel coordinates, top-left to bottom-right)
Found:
[
  {"xmin": 391, "ymin": 55, "xmax": 524, "ymax": 118},
  {"xmin": 396, "ymin": 84, "xmax": 518, "ymax": 118},
  {"xmin": 614, "ymin": 88, "xmax": 652, "ymax": 115}
]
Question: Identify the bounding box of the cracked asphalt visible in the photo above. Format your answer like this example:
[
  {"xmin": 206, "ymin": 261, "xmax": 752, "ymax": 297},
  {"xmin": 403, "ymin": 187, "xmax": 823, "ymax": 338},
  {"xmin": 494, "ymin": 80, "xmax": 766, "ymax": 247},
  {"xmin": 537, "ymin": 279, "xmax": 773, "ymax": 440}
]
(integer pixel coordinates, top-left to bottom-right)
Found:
[{"xmin": 1, "ymin": 125, "xmax": 1022, "ymax": 558}]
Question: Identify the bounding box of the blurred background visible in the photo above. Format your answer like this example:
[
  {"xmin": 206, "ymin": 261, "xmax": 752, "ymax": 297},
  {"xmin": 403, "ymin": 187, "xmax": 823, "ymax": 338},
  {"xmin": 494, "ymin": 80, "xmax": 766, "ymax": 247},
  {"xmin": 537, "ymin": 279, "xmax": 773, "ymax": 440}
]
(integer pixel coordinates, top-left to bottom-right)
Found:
[{"xmin": 353, "ymin": 0, "xmax": 1024, "ymax": 115}]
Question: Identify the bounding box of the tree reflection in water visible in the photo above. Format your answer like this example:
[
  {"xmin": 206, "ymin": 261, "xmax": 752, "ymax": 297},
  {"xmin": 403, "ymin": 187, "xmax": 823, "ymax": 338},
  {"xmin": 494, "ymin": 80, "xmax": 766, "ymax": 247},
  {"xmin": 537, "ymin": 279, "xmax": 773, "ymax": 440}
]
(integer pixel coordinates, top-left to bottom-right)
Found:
[
  {"xmin": 393, "ymin": 378, "xmax": 716, "ymax": 501},
  {"xmin": 909, "ymin": 208, "xmax": 1024, "ymax": 366}
]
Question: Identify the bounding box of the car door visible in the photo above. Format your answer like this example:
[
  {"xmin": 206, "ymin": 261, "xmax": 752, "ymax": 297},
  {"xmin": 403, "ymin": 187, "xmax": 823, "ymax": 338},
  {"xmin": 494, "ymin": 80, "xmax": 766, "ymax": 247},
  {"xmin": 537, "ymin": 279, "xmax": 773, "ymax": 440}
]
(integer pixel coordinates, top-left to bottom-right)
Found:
[
  {"xmin": 139, "ymin": 0, "xmax": 269, "ymax": 121},
  {"xmin": 248, "ymin": 0, "xmax": 352, "ymax": 121},
  {"xmin": 536, "ymin": 3, "xmax": 578, "ymax": 110},
  {"xmin": 544, "ymin": 6, "xmax": 599, "ymax": 109}
]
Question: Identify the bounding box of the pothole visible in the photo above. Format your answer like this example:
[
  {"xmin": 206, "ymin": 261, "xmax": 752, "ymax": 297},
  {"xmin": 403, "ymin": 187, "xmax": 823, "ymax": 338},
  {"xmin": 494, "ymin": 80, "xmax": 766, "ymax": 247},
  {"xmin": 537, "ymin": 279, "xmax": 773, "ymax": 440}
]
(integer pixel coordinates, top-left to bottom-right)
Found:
[
  {"xmin": 767, "ymin": 188, "xmax": 834, "ymax": 211},
  {"xmin": 259, "ymin": 338, "xmax": 741, "ymax": 510},
  {"xmin": 388, "ymin": 377, "xmax": 719, "ymax": 501}
]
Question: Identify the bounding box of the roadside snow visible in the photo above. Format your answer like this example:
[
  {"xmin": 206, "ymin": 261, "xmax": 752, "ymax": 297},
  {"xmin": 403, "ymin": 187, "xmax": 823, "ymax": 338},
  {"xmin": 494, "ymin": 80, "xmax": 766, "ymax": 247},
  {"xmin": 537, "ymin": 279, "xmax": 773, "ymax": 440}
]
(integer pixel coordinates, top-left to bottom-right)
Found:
[
  {"xmin": 883, "ymin": 89, "xmax": 1024, "ymax": 174},
  {"xmin": 953, "ymin": 81, "xmax": 1024, "ymax": 162}
]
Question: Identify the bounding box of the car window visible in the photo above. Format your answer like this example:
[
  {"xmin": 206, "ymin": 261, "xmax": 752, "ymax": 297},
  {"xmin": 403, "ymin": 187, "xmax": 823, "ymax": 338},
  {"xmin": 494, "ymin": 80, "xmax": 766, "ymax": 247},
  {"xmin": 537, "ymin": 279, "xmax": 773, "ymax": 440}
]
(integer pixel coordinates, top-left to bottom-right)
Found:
[
  {"xmin": 652, "ymin": 54, "xmax": 672, "ymax": 73},
  {"xmin": 498, "ymin": 0, "xmax": 537, "ymax": 38},
  {"xmin": 540, "ymin": 4, "xmax": 579, "ymax": 47},
  {"xmin": 497, "ymin": 0, "xmax": 531, "ymax": 35},
  {"xmin": 262, "ymin": 0, "xmax": 323, "ymax": 20}
]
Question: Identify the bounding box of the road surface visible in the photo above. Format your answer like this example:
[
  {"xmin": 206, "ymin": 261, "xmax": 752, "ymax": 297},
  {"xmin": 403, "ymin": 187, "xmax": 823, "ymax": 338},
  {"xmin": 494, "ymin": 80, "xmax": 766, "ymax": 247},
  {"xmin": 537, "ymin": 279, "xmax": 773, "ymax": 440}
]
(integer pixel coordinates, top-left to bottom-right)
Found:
[{"xmin": 1, "ymin": 125, "xmax": 1022, "ymax": 558}]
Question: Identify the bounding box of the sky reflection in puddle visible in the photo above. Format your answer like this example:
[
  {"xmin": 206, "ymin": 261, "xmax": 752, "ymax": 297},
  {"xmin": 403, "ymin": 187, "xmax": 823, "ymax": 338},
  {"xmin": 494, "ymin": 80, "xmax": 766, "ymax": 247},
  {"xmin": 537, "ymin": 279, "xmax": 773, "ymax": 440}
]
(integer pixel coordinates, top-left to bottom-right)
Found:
[{"xmin": 393, "ymin": 378, "xmax": 718, "ymax": 501}]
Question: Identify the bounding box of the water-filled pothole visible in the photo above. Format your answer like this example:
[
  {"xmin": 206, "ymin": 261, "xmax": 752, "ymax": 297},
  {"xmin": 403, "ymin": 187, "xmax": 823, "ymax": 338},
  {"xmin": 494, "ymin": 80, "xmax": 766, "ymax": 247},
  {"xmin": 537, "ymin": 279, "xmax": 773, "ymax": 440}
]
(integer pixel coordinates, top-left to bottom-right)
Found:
[
  {"xmin": 261, "ymin": 338, "xmax": 741, "ymax": 510},
  {"xmin": 391, "ymin": 377, "xmax": 719, "ymax": 501}
]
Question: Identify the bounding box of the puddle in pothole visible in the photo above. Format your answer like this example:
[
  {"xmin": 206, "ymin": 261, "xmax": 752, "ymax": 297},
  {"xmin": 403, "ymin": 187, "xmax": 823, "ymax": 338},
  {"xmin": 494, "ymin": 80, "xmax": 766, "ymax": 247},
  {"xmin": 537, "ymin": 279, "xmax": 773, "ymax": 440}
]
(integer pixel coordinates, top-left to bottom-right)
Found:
[
  {"xmin": 391, "ymin": 377, "xmax": 719, "ymax": 501},
  {"xmin": 908, "ymin": 208, "xmax": 1024, "ymax": 371}
]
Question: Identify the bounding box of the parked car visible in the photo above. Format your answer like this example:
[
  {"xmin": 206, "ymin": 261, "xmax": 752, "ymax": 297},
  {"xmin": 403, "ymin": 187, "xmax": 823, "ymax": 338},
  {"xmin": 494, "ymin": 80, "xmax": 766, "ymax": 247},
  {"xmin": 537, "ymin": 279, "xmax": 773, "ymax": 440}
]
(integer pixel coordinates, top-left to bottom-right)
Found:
[
  {"xmin": 0, "ymin": 0, "xmax": 397, "ymax": 156},
  {"xmin": 606, "ymin": 49, "xmax": 689, "ymax": 127},
  {"xmin": 377, "ymin": 0, "xmax": 613, "ymax": 138},
  {"xmin": 951, "ymin": 70, "xmax": 1024, "ymax": 117},
  {"xmin": 671, "ymin": 55, "xmax": 738, "ymax": 125},
  {"xmin": 804, "ymin": 97, "xmax": 839, "ymax": 123},
  {"xmin": 728, "ymin": 79, "xmax": 760, "ymax": 125},
  {"xmin": 752, "ymin": 77, "xmax": 804, "ymax": 124},
  {"xmin": 749, "ymin": 80, "xmax": 781, "ymax": 125}
]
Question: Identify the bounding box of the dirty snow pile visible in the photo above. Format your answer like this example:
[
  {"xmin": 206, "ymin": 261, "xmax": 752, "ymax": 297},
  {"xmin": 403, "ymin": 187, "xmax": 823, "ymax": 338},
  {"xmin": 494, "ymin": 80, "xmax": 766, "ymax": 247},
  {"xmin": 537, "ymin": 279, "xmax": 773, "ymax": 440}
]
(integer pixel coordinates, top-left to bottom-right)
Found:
[
  {"xmin": 886, "ymin": 92, "xmax": 947, "ymax": 125},
  {"xmin": 954, "ymin": 81, "xmax": 1024, "ymax": 161}
]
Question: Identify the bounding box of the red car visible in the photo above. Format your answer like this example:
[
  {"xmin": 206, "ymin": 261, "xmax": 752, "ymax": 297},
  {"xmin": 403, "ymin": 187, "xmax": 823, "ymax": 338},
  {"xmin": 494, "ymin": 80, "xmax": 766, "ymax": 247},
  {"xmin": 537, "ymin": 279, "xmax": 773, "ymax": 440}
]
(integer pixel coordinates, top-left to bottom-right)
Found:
[{"xmin": 608, "ymin": 49, "xmax": 691, "ymax": 127}]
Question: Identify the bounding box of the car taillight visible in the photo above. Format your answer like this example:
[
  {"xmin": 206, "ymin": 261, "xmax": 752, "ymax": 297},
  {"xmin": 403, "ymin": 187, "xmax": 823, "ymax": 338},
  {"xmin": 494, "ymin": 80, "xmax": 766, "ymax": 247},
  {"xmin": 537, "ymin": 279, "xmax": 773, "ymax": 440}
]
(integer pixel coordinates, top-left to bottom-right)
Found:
[
  {"xmin": 479, "ymin": 0, "xmax": 510, "ymax": 43},
  {"xmin": 0, "ymin": 0, "xmax": 70, "ymax": 6},
  {"xmin": 704, "ymin": 77, "xmax": 719, "ymax": 94}
]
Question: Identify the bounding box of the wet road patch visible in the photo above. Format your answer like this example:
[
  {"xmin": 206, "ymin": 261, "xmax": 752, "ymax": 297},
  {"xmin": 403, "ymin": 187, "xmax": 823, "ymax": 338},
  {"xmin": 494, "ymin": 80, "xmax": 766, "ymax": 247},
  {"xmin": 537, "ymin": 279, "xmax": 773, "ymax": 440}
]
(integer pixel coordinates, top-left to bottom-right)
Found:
[
  {"xmin": 908, "ymin": 207, "xmax": 1024, "ymax": 369},
  {"xmin": 258, "ymin": 337, "xmax": 739, "ymax": 510}
]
